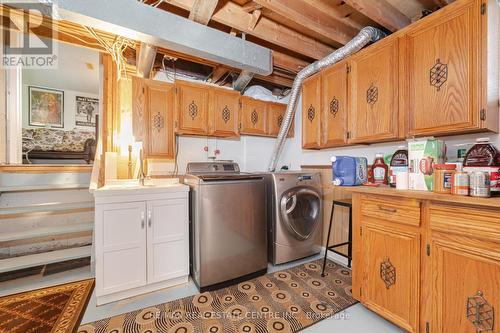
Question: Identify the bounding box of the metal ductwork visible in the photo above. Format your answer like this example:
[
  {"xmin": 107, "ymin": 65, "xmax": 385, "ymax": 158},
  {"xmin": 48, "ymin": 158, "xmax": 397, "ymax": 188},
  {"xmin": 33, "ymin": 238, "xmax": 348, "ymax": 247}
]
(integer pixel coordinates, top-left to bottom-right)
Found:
[
  {"xmin": 267, "ymin": 26, "xmax": 386, "ymax": 172},
  {"xmin": 19, "ymin": 0, "xmax": 272, "ymax": 75},
  {"xmin": 136, "ymin": 42, "xmax": 157, "ymax": 78},
  {"xmin": 233, "ymin": 70, "xmax": 255, "ymax": 92}
]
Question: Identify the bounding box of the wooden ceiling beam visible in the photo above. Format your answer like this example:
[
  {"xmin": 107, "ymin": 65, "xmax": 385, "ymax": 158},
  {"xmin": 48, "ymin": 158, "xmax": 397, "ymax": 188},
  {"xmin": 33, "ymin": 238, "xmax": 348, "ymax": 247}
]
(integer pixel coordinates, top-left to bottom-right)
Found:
[
  {"xmin": 241, "ymin": 1, "xmax": 263, "ymax": 12},
  {"xmin": 272, "ymin": 51, "xmax": 308, "ymax": 74},
  {"xmin": 163, "ymin": 0, "xmax": 333, "ymax": 60},
  {"xmin": 343, "ymin": 0, "xmax": 411, "ymax": 32},
  {"xmin": 188, "ymin": 0, "xmax": 219, "ymax": 25},
  {"xmin": 252, "ymin": 0, "xmax": 358, "ymax": 46}
]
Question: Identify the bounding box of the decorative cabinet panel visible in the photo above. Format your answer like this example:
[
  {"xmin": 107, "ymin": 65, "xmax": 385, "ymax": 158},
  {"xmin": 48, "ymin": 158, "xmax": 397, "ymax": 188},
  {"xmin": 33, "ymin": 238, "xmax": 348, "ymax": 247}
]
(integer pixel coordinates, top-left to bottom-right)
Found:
[
  {"xmin": 321, "ymin": 61, "xmax": 348, "ymax": 147},
  {"xmin": 360, "ymin": 223, "xmax": 420, "ymax": 333},
  {"xmin": 302, "ymin": 72, "xmax": 322, "ymax": 149},
  {"xmin": 348, "ymin": 37, "xmax": 400, "ymax": 143},
  {"xmin": 430, "ymin": 236, "xmax": 499, "ymax": 333},
  {"xmin": 267, "ymin": 102, "xmax": 293, "ymax": 138},
  {"xmin": 405, "ymin": 0, "xmax": 477, "ymax": 136},
  {"xmin": 132, "ymin": 78, "xmax": 175, "ymax": 159},
  {"xmin": 240, "ymin": 96, "xmax": 268, "ymax": 136},
  {"xmin": 208, "ymin": 87, "xmax": 240, "ymax": 138},
  {"xmin": 175, "ymin": 80, "xmax": 209, "ymax": 135}
]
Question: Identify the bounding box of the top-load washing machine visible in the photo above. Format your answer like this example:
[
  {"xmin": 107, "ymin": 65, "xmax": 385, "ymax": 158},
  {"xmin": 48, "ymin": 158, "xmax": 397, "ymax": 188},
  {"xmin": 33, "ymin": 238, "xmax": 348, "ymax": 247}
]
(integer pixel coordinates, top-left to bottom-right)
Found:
[{"xmin": 266, "ymin": 171, "xmax": 322, "ymax": 265}]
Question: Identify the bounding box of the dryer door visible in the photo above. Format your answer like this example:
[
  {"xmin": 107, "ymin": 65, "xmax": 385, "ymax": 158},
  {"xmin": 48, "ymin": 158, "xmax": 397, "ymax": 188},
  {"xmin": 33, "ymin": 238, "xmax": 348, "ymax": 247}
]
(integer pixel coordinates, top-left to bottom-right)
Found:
[{"xmin": 280, "ymin": 187, "xmax": 321, "ymax": 240}]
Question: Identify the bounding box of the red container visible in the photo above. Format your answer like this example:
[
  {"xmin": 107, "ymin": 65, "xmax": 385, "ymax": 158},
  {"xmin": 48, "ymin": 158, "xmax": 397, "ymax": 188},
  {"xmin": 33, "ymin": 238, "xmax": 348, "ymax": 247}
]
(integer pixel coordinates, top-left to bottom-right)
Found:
[{"xmin": 372, "ymin": 153, "xmax": 388, "ymax": 185}]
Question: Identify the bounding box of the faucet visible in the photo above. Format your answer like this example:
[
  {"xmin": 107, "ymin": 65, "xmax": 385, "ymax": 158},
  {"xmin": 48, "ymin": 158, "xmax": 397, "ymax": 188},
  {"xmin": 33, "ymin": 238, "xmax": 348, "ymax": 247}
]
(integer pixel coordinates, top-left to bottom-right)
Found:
[{"xmin": 138, "ymin": 148, "xmax": 146, "ymax": 185}]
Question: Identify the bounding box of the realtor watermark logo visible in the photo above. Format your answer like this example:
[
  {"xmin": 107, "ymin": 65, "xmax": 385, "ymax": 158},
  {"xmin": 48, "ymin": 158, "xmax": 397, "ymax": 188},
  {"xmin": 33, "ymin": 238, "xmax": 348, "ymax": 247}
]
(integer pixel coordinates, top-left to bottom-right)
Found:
[{"xmin": 1, "ymin": 0, "xmax": 58, "ymax": 69}]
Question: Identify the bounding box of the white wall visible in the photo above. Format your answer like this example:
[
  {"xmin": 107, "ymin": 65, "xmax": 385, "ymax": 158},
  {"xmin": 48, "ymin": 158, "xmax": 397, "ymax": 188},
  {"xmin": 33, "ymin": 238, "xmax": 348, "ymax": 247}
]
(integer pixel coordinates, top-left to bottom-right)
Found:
[
  {"xmin": 153, "ymin": 91, "xmax": 500, "ymax": 175},
  {"xmin": 21, "ymin": 40, "xmax": 99, "ymax": 132},
  {"xmin": 21, "ymin": 85, "xmax": 98, "ymax": 131},
  {"xmin": 286, "ymin": 100, "xmax": 500, "ymax": 168}
]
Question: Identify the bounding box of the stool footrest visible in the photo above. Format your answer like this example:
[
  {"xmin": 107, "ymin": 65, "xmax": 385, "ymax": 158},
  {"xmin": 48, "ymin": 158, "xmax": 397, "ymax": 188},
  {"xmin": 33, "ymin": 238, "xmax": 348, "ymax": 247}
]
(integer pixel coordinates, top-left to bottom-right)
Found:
[
  {"xmin": 327, "ymin": 242, "xmax": 349, "ymax": 249},
  {"xmin": 327, "ymin": 248, "xmax": 352, "ymax": 260}
]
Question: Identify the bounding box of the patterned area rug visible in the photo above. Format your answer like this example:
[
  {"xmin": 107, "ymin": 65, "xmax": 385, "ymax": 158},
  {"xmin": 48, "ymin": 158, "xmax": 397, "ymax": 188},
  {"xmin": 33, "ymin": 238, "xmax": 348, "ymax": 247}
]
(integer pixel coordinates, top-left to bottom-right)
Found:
[
  {"xmin": 0, "ymin": 278, "xmax": 94, "ymax": 333},
  {"xmin": 79, "ymin": 259, "xmax": 356, "ymax": 333}
]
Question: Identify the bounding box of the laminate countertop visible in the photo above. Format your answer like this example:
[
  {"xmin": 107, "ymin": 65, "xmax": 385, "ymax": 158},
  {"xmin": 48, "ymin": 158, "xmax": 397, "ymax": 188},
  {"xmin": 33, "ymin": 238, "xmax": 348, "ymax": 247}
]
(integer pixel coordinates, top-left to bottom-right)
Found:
[{"xmin": 337, "ymin": 185, "xmax": 500, "ymax": 209}]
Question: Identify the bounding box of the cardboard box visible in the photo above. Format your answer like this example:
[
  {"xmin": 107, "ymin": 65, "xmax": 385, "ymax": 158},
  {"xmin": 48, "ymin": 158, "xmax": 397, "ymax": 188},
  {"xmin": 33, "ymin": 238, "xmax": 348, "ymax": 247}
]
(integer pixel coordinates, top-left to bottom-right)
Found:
[{"xmin": 408, "ymin": 139, "xmax": 446, "ymax": 191}]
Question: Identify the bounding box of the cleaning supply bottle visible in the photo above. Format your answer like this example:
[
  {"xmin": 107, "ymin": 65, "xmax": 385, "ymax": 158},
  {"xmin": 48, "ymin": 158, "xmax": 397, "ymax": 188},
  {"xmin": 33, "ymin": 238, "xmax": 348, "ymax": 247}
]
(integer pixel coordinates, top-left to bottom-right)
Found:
[
  {"xmin": 331, "ymin": 156, "xmax": 368, "ymax": 186},
  {"xmin": 389, "ymin": 146, "xmax": 408, "ymax": 187},
  {"xmin": 372, "ymin": 153, "xmax": 388, "ymax": 185}
]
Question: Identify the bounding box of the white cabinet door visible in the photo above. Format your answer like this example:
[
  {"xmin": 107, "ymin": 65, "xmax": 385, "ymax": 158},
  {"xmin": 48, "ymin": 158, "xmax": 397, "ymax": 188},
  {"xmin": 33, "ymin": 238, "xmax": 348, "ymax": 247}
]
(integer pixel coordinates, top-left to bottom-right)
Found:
[
  {"xmin": 147, "ymin": 199, "xmax": 189, "ymax": 283},
  {"xmin": 95, "ymin": 201, "xmax": 147, "ymax": 296}
]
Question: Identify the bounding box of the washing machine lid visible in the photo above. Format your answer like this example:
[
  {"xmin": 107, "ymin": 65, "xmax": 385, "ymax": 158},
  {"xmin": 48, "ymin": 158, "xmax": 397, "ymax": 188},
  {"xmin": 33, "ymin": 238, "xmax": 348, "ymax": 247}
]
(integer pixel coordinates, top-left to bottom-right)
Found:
[{"xmin": 280, "ymin": 187, "xmax": 321, "ymax": 240}]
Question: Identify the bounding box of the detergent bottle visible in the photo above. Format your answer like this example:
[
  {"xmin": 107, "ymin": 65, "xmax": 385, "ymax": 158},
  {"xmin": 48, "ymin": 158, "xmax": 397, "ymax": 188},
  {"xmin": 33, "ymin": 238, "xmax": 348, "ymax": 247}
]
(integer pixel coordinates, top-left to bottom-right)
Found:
[{"xmin": 331, "ymin": 156, "xmax": 368, "ymax": 186}]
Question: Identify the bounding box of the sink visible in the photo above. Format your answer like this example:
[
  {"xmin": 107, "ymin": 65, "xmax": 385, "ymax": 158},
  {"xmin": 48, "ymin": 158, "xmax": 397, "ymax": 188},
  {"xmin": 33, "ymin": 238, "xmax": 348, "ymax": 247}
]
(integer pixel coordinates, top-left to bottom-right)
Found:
[{"xmin": 104, "ymin": 178, "xmax": 179, "ymax": 189}]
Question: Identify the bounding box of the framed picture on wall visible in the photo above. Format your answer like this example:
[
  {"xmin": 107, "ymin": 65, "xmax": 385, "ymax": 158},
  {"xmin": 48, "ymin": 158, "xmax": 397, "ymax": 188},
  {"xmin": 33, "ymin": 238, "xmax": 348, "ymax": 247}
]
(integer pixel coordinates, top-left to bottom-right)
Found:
[
  {"xmin": 75, "ymin": 96, "xmax": 98, "ymax": 128},
  {"xmin": 28, "ymin": 86, "xmax": 64, "ymax": 128}
]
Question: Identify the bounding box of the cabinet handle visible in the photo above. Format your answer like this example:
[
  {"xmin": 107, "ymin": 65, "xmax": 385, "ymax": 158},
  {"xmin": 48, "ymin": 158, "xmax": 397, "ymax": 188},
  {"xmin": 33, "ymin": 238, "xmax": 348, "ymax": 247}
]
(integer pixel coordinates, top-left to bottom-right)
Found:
[
  {"xmin": 466, "ymin": 291, "xmax": 494, "ymax": 332},
  {"xmin": 380, "ymin": 257, "xmax": 396, "ymax": 289},
  {"xmin": 148, "ymin": 210, "xmax": 152, "ymax": 227},
  {"xmin": 378, "ymin": 205, "xmax": 397, "ymax": 213},
  {"xmin": 141, "ymin": 211, "xmax": 145, "ymax": 229}
]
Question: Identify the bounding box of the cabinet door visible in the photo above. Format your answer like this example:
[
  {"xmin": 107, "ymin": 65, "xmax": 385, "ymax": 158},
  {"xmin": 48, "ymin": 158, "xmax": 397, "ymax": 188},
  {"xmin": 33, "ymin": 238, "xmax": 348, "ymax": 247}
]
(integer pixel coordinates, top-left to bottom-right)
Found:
[
  {"xmin": 209, "ymin": 88, "xmax": 240, "ymax": 137},
  {"xmin": 406, "ymin": 1, "xmax": 480, "ymax": 136},
  {"xmin": 145, "ymin": 79, "xmax": 175, "ymax": 158},
  {"xmin": 147, "ymin": 199, "xmax": 189, "ymax": 283},
  {"xmin": 348, "ymin": 38, "xmax": 399, "ymax": 143},
  {"xmin": 431, "ymin": 236, "xmax": 500, "ymax": 333},
  {"xmin": 267, "ymin": 102, "xmax": 293, "ymax": 138},
  {"xmin": 321, "ymin": 62, "xmax": 348, "ymax": 147},
  {"xmin": 175, "ymin": 81, "xmax": 209, "ymax": 135},
  {"xmin": 240, "ymin": 96, "xmax": 267, "ymax": 136},
  {"xmin": 95, "ymin": 202, "xmax": 147, "ymax": 296},
  {"xmin": 302, "ymin": 73, "xmax": 321, "ymax": 149},
  {"xmin": 361, "ymin": 224, "xmax": 420, "ymax": 333}
]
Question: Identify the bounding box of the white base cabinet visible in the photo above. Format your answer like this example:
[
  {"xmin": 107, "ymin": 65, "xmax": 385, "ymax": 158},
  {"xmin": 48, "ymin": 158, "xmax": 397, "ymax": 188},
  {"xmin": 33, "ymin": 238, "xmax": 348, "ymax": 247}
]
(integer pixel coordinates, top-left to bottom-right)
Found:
[{"xmin": 94, "ymin": 185, "xmax": 189, "ymax": 305}]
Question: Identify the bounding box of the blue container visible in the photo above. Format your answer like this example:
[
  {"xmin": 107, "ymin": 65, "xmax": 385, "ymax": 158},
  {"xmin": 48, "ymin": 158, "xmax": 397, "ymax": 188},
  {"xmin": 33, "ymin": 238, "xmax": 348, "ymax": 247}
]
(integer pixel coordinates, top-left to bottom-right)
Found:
[{"xmin": 331, "ymin": 156, "xmax": 368, "ymax": 186}]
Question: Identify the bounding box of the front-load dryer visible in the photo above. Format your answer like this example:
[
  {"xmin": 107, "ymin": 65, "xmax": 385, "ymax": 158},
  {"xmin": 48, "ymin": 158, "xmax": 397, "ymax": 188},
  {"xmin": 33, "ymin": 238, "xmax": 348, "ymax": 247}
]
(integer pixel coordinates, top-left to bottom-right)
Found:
[{"xmin": 266, "ymin": 171, "xmax": 322, "ymax": 265}]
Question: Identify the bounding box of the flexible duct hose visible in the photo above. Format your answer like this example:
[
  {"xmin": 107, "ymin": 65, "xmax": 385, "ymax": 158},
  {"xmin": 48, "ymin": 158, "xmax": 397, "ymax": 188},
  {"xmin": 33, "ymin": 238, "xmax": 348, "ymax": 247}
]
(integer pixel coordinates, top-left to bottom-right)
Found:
[{"xmin": 267, "ymin": 26, "xmax": 386, "ymax": 172}]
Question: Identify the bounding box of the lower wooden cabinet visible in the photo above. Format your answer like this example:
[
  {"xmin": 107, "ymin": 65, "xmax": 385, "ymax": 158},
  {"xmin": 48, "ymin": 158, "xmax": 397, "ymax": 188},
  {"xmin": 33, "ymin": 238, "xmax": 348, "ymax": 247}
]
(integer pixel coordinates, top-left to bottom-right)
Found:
[
  {"xmin": 352, "ymin": 191, "xmax": 500, "ymax": 333},
  {"xmin": 94, "ymin": 185, "xmax": 189, "ymax": 305},
  {"xmin": 361, "ymin": 223, "xmax": 420, "ymax": 333}
]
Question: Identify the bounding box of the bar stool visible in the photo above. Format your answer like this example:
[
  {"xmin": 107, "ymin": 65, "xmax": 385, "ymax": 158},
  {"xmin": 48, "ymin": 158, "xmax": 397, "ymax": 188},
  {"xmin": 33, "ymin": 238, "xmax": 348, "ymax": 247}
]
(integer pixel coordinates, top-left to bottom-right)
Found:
[{"xmin": 321, "ymin": 198, "xmax": 352, "ymax": 277}]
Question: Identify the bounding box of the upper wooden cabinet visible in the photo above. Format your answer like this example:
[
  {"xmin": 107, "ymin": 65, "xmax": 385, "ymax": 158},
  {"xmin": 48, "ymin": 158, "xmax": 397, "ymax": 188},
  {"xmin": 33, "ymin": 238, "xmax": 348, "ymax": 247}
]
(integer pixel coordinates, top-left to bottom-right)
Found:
[
  {"xmin": 132, "ymin": 77, "xmax": 175, "ymax": 159},
  {"xmin": 267, "ymin": 102, "xmax": 293, "ymax": 138},
  {"xmin": 175, "ymin": 80, "xmax": 209, "ymax": 135},
  {"xmin": 348, "ymin": 37, "xmax": 400, "ymax": 143},
  {"xmin": 302, "ymin": 72, "xmax": 322, "ymax": 149},
  {"xmin": 240, "ymin": 96, "xmax": 268, "ymax": 136},
  {"xmin": 208, "ymin": 87, "xmax": 240, "ymax": 138},
  {"xmin": 321, "ymin": 61, "xmax": 348, "ymax": 147},
  {"xmin": 404, "ymin": 0, "xmax": 498, "ymax": 136}
]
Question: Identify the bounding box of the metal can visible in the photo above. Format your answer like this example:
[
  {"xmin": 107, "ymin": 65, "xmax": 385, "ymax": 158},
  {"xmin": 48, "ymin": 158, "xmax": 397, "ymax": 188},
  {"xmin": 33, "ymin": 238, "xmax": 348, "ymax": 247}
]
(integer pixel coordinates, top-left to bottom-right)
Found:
[
  {"xmin": 469, "ymin": 171, "xmax": 491, "ymax": 197},
  {"xmin": 451, "ymin": 171, "xmax": 469, "ymax": 196}
]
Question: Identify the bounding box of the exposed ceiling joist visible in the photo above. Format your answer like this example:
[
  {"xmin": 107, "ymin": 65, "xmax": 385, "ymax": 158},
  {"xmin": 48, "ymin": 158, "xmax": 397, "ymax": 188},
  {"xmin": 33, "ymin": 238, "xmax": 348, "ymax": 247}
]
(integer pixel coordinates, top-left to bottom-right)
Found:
[
  {"xmin": 241, "ymin": 1, "xmax": 263, "ymax": 12},
  {"xmin": 272, "ymin": 51, "xmax": 308, "ymax": 74},
  {"xmin": 18, "ymin": 0, "xmax": 273, "ymax": 75},
  {"xmin": 188, "ymin": 0, "xmax": 218, "ymax": 25},
  {"xmin": 344, "ymin": 0, "xmax": 411, "ymax": 31},
  {"xmin": 252, "ymin": 0, "xmax": 358, "ymax": 46},
  {"xmin": 164, "ymin": 0, "xmax": 334, "ymax": 60}
]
